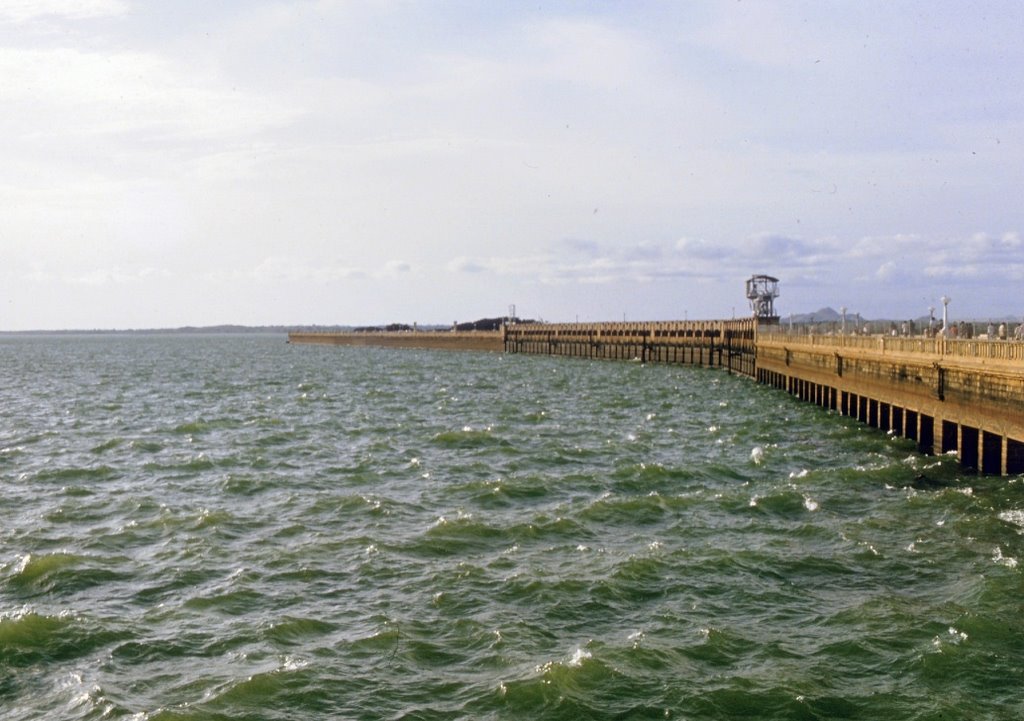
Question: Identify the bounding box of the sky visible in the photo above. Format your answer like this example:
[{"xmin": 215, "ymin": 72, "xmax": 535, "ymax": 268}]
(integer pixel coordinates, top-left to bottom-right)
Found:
[{"xmin": 2, "ymin": 0, "xmax": 1023, "ymax": 330}]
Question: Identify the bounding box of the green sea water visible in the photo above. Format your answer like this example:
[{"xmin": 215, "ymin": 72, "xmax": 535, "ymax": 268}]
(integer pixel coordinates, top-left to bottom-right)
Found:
[{"xmin": 0, "ymin": 334, "xmax": 1021, "ymax": 720}]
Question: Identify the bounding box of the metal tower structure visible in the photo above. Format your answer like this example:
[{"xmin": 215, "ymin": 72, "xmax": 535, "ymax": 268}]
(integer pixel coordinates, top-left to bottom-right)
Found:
[{"xmin": 746, "ymin": 274, "xmax": 780, "ymax": 323}]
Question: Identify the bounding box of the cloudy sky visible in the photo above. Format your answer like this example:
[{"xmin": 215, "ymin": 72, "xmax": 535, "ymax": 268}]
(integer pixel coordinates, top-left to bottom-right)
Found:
[{"xmin": 2, "ymin": 1, "xmax": 1022, "ymax": 329}]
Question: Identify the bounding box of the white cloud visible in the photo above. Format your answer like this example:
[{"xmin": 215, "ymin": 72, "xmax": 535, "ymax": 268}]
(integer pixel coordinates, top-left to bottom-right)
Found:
[
  {"xmin": 448, "ymin": 257, "xmax": 487, "ymax": 274},
  {"xmin": 527, "ymin": 17, "xmax": 652, "ymax": 90},
  {"xmin": 19, "ymin": 264, "xmax": 170, "ymax": 286},
  {"xmin": 693, "ymin": 3, "xmax": 833, "ymax": 69},
  {"xmin": 0, "ymin": 0, "xmax": 127, "ymax": 23},
  {"xmin": 70, "ymin": 267, "xmax": 169, "ymax": 286},
  {"xmin": 248, "ymin": 256, "xmax": 368, "ymax": 284},
  {"xmin": 382, "ymin": 260, "xmax": 412, "ymax": 276},
  {"xmin": 875, "ymin": 261, "xmax": 899, "ymax": 282},
  {"xmin": 226, "ymin": 256, "xmax": 414, "ymax": 285},
  {"xmin": 2, "ymin": 3, "xmax": 1023, "ymax": 328},
  {"xmin": 965, "ymin": 231, "xmax": 1022, "ymax": 255},
  {"xmin": 0, "ymin": 47, "xmax": 296, "ymax": 145},
  {"xmin": 675, "ymin": 238, "xmax": 729, "ymax": 261}
]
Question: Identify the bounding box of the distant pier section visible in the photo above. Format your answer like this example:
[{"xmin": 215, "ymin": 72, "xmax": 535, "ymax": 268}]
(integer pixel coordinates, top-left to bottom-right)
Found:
[
  {"xmin": 287, "ymin": 329, "xmax": 504, "ymax": 352},
  {"xmin": 287, "ymin": 319, "xmax": 756, "ymax": 374},
  {"xmin": 502, "ymin": 319, "xmax": 757, "ymax": 376}
]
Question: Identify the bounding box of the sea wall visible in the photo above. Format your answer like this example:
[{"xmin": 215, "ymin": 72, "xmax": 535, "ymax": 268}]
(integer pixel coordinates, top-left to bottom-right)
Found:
[
  {"xmin": 756, "ymin": 333, "xmax": 1024, "ymax": 475},
  {"xmin": 287, "ymin": 330, "xmax": 503, "ymax": 352}
]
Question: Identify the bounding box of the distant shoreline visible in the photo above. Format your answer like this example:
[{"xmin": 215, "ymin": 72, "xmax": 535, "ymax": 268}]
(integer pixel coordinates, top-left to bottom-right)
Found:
[{"xmin": 0, "ymin": 326, "xmax": 312, "ymax": 336}]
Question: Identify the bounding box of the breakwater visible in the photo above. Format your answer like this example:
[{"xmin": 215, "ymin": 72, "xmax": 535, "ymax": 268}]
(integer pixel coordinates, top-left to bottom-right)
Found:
[
  {"xmin": 288, "ymin": 329, "xmax": 503, "ymax": 352},
  {"xmin": 288, "ymin": 321, "xmax": 1024, "ymax": 474},
  {"xmin": 756, "ymin": 333, "xmax": 1024, "ymax": 475}
]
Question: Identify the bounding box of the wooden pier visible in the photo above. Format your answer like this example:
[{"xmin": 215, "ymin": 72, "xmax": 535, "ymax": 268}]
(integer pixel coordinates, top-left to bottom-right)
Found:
[
  {"xmin": 502, "ymin": 319, "xmax": 756, "ymax": 376},
  {"xmin": 755, "ymin": 332, "xmax": 1024, "ymax": 475}
]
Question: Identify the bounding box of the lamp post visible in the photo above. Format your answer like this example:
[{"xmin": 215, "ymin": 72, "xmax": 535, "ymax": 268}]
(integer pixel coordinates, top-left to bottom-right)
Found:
[
  {"xmin": 941, "ymin": 296, "xmax": 951, "ymax": 336},
  {"xmin": 840, "ymin": 306, "xmax": 847, "ymax": 335}
]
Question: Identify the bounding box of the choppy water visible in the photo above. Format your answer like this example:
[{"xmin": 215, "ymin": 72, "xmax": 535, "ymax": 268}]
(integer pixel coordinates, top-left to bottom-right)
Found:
[{"xmin": 1, "ymin": 334, "xmax": 1022, "ymax": 720}]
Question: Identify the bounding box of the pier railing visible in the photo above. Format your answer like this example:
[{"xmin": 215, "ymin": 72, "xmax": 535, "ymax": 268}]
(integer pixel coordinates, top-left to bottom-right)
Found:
[{"xmin": 758, "ymin": 332, "xmax": 1024, "ymax": 364}]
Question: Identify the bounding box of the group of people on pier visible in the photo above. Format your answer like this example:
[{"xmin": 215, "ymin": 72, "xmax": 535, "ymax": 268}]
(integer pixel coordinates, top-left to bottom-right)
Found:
[
  {"xmin": 787, "ymin": 318, "xmax": 1024, "ymax": 340},
  {"xmin": 935, "ymin": 320, "xmax": 1024, "ymax": 340}
]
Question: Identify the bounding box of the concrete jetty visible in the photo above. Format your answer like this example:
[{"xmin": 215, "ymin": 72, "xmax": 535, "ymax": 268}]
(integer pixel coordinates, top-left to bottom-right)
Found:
[
  {"xmin": 755, "ymin": 332, "xmax": 1024, "ymax": 475},
  {"xmin": 288, "ymin": 321, "xmax": 1024, "ymax": 475},
  {"xmin": 287, "ymin": 329, "xmax": 503, "ymax": 352}
]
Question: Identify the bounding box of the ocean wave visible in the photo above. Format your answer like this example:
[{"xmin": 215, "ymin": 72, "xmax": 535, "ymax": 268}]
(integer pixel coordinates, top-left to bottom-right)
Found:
[
  {"xmin": 0, "ymin": 608, "xmax": 123, "ymax": 667},
  {"xmin": 430, "ymin": 426, "xmax": 514, "ymax": 451},
  {"xmin": 34, "ymin": 465, "xmax": 120, "ymax": 484},
  {"xmin": 4, "ymin": 552, "xmax": 128, "ymax": 596},
  {"xmin": 1, "ymin": 335, "xmax": 1019, "ymax": 721}
]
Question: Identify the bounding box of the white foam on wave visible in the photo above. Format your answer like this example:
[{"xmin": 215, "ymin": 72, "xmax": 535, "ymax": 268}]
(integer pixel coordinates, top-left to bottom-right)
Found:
[
  {"xmin": 12, "ymin": 553, "xmax": 32, "ymax": 575},
  {"xmin": 534, "ymin": 645, "xmax": 593, "ymax": 675},
  {"xmin": 60, "ymin": 671, "xmax": 113, "ymax": 717},
  {"xmin": 998, "ymin": 509, "xmax": 1024, "ymax": 530},
  {"xmin": 628, "ymin": 630, "xmax": 646, "ymax": 650},
  {"xmin": 992, "ymin": 546, "xmax": 1018, "ymax": 568},
  {"xmin": 280, "ymin": 654, "xmax": 309, "ymax": 671},
  {"xmin": 932, "ymin": 626, "xmax": 968, "ymax": 651},
  {"xmin": 567, "ymin": 646, "xmax": 592, "ymax": 667},
  {"xmin": 750, "ymin": 446, "xmax": 764, "ymax": 464}
]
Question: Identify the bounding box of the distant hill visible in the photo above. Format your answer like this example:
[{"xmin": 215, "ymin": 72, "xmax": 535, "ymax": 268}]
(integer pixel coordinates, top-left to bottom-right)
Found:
[
  {"xmin": 784, "ymin": 307, "xmax": 843, "ymax": 324},
  {"xmin": 783, "ymin": 307, "xmax": 1021, "ymax": 324}
]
